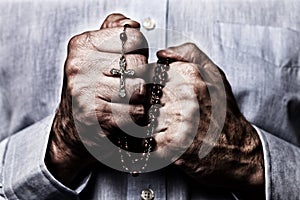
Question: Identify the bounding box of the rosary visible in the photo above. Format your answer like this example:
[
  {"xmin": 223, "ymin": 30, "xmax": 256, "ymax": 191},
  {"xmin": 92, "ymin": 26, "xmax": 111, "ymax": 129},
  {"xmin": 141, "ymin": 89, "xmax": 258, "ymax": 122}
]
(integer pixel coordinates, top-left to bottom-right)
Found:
[{"xmin": 110, "ymin": 25, "xmax": 170, "ymax": 180}]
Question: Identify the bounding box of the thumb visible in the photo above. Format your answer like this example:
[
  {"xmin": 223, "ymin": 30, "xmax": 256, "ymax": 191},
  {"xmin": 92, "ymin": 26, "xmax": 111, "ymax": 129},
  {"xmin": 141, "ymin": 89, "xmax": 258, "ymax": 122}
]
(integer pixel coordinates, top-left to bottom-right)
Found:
[
  {"xmin": 156, "ymin": 43, "xmax": 210, "ymax": 65},
  {"xmin": 98, "ymin": 13, "xmax": 148, "ymax": 58},
  {"xmin": 100, "ymin": 13, "xmax": 140, "ymax": 29}
]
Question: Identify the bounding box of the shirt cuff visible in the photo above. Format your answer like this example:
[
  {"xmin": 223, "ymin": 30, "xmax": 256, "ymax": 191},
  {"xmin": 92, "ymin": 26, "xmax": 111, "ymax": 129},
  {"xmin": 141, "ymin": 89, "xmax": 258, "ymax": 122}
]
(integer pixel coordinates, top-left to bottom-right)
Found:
[
  {"xmin": 2, "ymin": 115, "xmax": 91, "ymax": 199},
  {"xmin": 252, "ymin": 125, "xmax": 271, "ymax": 200}
]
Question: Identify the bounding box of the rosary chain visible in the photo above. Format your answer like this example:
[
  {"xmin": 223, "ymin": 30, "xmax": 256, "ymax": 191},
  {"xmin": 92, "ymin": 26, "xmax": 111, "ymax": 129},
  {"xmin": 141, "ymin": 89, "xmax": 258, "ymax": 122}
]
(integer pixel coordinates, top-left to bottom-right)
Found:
[
  {"xmin": 117, "ymin": 25, "xmax": 170, "ymax": 176},
  {"xmin": 119, "ymin": 60, "xmax": 170, "ymax": 176}
]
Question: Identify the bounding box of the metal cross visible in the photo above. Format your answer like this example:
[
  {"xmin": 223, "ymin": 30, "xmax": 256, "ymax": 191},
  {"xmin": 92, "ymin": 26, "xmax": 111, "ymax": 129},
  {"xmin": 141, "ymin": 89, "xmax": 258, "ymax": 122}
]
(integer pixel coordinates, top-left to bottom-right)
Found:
[{"xmin": 110, "ymin": 56, "xmax": 135, "ymax": 98}]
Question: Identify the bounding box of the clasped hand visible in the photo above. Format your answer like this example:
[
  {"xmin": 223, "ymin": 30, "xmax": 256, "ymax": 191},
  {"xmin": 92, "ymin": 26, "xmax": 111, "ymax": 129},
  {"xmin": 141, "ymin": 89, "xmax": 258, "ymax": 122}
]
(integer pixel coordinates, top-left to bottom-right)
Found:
[{"xmin": 45, "ymin": 13, "xmax": 264, "ymax": 196}]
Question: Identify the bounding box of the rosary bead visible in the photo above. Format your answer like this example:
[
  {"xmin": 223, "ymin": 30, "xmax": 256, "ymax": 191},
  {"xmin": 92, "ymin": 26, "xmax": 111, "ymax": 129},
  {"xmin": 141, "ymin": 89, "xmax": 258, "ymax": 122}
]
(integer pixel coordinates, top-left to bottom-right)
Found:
[
  {"xmin": 152, "ymin": 84, "xmax": 163, "ymax": 96},
  {"xmin": 152, "ymin": 84, "xmax": 161, "ymax": 91},
  {"xmin": 156, "ymin": 89, "xmax": 163, "ymax": 98},
  {"xmin": 149, "ymin": 107, "xmax": 160, "ymax": 117},
  {"xmin": 149, "ymin": 109, "xmax": 160, "ymax": 119},
  {"xmin": 147, "ymin": 125, "xmax": 155, "ymax": 135},
  {"xmin": 144, "ymin": 137, "xmax": 155, "ymax": 149},
  {"xmin": 148, "ymin": 113, "xmax": 156, "ymax": 120},
  {"xmin": 152, "ymin": 90, "xmax": 161, "ymax": 99},
  {"xmin": 144, "ymin": 141, "xmax": 149, "ymax": 147},
  {"xmin": 146, "ymin": 129, "xmax": 152, "ymax": 137},
  {"xmin": 152, "ymin": 104, "xmax": 161, "ymax": 109},
  {"xmin": 150, "ymin": 98, "xmax": 159, "ymax": 105},
  {"xmin": 150, "ymin": 96, "xmax": 160, "ymax": 105},
  {"xmin": 157, "ymin": 59, "xmax": 164, "ymax": 64},
  {"xmin": 160, "ymin": 71, "xmax": 168, "ymax": 80},
  {"xmin": 162, "ymin": 63, "xmax": 170, "ymax": 71},
  {"xmin": 165, "ymin": 58, "xmax": 170, "ymax": 64},
  {"xmin": 147, "ymin": 137, "xmax": 157, "ymax": 149},
  {"xmin": 155, "ymin": 66, "xmax": 162, "ymax": 74},
  {"xmin": 118, "ymin": 56, "xmax": 167, "ymax": 175},
  {"xmin": 158, "ymin": 80, "xmax": 166, "ymax": 86},
  {"xmin": 119, "ymin": 56, "xmax": 127, "ymax": 67},
  {"xmin": 153, "ymin": 76, "xmax": 159, "ymax": 84},
  {"xmin": 120, "ymin": 32, "xmax": 127, "ymax": 42},
  {"xmin": 124, "ymin": 24, "xmax": 131, "ymax": 28},
  {"xmin": 149, "ymin": 117, "xmax": 158, "ymax": 127},
  {"xmin": 131, "ymin": 171, "xmax": 139, "ymax": 177}
]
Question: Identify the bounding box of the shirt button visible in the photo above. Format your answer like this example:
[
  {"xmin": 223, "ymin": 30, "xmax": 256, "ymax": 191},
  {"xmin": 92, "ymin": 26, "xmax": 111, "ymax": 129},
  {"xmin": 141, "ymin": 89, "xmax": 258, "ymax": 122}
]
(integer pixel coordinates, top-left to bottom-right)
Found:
[
  {"xmin": 140, "ymin": 188, "xmax": 155, "ymax": 200},
  {"xmin": 142, "ymin": 18, "xmax": 156, "ymax": 30}
]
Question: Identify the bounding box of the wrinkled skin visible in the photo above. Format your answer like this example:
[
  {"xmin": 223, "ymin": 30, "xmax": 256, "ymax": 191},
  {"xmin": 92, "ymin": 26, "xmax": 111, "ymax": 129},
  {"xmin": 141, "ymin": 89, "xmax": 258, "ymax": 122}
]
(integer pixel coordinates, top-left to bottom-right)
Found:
[
  {"xmin": 156, "ymin": 44, "xmax": 264, "ymax": 198},
  {"xmin": 46, "ymin": 14, "xmax": 150, "ymax": 188},
  {"xmin": 46, "ymin": 13, "xmax": 264, "ymax": 198}
]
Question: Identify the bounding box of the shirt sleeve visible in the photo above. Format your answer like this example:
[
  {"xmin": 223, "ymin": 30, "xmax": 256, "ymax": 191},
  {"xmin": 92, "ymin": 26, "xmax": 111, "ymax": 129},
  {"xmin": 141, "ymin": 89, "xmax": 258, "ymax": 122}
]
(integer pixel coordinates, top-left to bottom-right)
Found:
[
  {"xmin": 0, "ymin": 115, "xmax": 91, "ymax": 200},
  {"xmin": 254, "ymin": 125, "xmax": 300, "ymax": 200}
]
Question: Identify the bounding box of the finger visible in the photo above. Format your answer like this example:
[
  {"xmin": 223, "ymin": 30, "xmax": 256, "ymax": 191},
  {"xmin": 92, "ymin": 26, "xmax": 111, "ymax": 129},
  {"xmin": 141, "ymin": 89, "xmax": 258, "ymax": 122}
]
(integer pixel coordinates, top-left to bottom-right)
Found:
[
  {"xmin": 73, "ymin": 28, "xmax": 148, "ymax": 58},
  {"xmin": 101, "ymin": 13, "xmax": 127, "ymax": 29},
  {"xmin": 157, "ymin": 43, "xmax": 210, "ymax": 66},
  {"xmin": 96, "ymin": 77, "xmax": 147, "ymax": 104},
  {"xmin": 73, "ymin": 99, "xmax": 146, "ymax": 129},
  {"xmin": 69, "ymin": 71, "xmax": 147, "ymax": 105},
  {"xmin": 100, "ymin": 54, "xmax": 149, "ymax": 77},
  {"xmin": 100, "ymin": 13, "xmax": 140, "ymax": 29},
  {"xmin": 66, "ymin": 52, "xmax": 150, "ymax": 103},
  {"xmin": 96, "ymin": 101, "xmax": 146, "ymax": 129},
  {"xmin": 66, "ymin": 52, "xmax": 149, "ymax": 79},
  {"xmin": 68, "ymin": 28, "xmax": 148, "ymax": 57}
]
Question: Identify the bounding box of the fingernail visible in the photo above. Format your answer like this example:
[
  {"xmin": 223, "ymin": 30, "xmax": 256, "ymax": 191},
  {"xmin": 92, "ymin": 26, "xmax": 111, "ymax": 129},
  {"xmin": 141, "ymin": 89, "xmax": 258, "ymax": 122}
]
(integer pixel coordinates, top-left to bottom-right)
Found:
[{"xmin": 139, "ymin": 82, "xmax": 146, "ymax": 95}]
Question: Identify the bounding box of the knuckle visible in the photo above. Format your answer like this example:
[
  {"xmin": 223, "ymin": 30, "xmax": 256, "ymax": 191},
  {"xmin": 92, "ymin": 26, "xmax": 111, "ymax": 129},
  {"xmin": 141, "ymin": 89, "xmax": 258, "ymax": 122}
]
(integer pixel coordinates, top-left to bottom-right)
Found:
[
  {"xmin": 65, "ymin": 57, "xmax": 81, "ymax": 76},
  {"xmin": 68, "ymin": 35, "xmax": 80, "ymax": 48},
  {"xmin": 67, "ymin": 76, "xmax": 85, "ymax": 98},
  {"xmin": 67, "ymin": 78, "xmax": 76, "ymax": 97},
  {"xmin": 68, "ymin": 32, "xmax": 91, "ymax": 49},
  {"xmin": 106, "ymin": 13, "xmax": 125, "ymax": 21},
  {"xmin": 184, "ymin": 42, "xmax": 198, "ymax": 51},
  {"xmin": 126, "ymin": 54, "xmax": 147, "ymax": 66},
  {"xmin": 128, "ymin": 29, "xmax": 148, "ymax": 48},
  {"xmin": 184, "ymin": 63, "xmax": 201, "ymax": 79},
  {"xmin": 170, "ymin": 62, "xmax": 202, "ymax": 84}
]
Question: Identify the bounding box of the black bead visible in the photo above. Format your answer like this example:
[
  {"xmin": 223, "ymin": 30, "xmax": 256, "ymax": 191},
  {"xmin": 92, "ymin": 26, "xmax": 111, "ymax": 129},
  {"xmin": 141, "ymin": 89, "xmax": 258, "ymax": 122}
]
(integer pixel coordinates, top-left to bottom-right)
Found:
[
  {"xmin": 150, "ymin": 96, "xmax": 160, "ymax": 105},
  {"xmin": 124, "ymin": 24, "xmax": 131, "ymax": 29},
  {"xmin": 163, "ymin": 63, "xmax": 170, "ymax": 71},
  {"xmin": 144, "ymin": 142, "xmax": 149, "ymax": 148},
  {"xmin": 149, "ymin": 137, "xmax": 157, "ymax": 149},
  {"xmin": 165, "ymin": 58, "xmax": 170, "ymax": 64},
  {"xmin": 152, "ymin": 84, "xmax": 162, "ymax": 92},
  {"xmin": 157, "ymin": 59, "xmax": 164, "ymax": 64},
  {"xmin": 152, "ymin": 88, "xmax": 163, "ymax": 98},
  {"xmin": 131, "ymin": 171, "xmax": 139, "ymax": 177},
  {"xmin": 156, "ymin": 89, "xmax": 163, "ymax": 98},
  {"xmin": 143, "ymin": 137, "xmax": 156, "ymax": 151},
  {"xmin": 120, "ymin": 32, "xmax": 127, "ymax": 42}
]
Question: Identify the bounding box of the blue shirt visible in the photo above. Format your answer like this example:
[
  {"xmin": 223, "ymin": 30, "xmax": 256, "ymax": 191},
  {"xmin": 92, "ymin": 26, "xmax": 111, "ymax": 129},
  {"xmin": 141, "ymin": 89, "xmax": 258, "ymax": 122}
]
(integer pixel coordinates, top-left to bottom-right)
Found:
[{"xmin": 1, "ymin": 0, "xmax": 300, "ymax": 199}]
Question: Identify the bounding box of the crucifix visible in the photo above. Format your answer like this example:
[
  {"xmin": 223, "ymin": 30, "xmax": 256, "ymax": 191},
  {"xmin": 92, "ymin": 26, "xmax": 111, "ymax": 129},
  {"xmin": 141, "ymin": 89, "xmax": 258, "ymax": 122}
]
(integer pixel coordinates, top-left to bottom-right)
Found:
[
  {"xmin": 110, "ymin": 56, "xmax": 135, "ymax": 98},
  {"xmin": 110, "ymin": 24, "xmax": 135, "ymax": 98}
]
